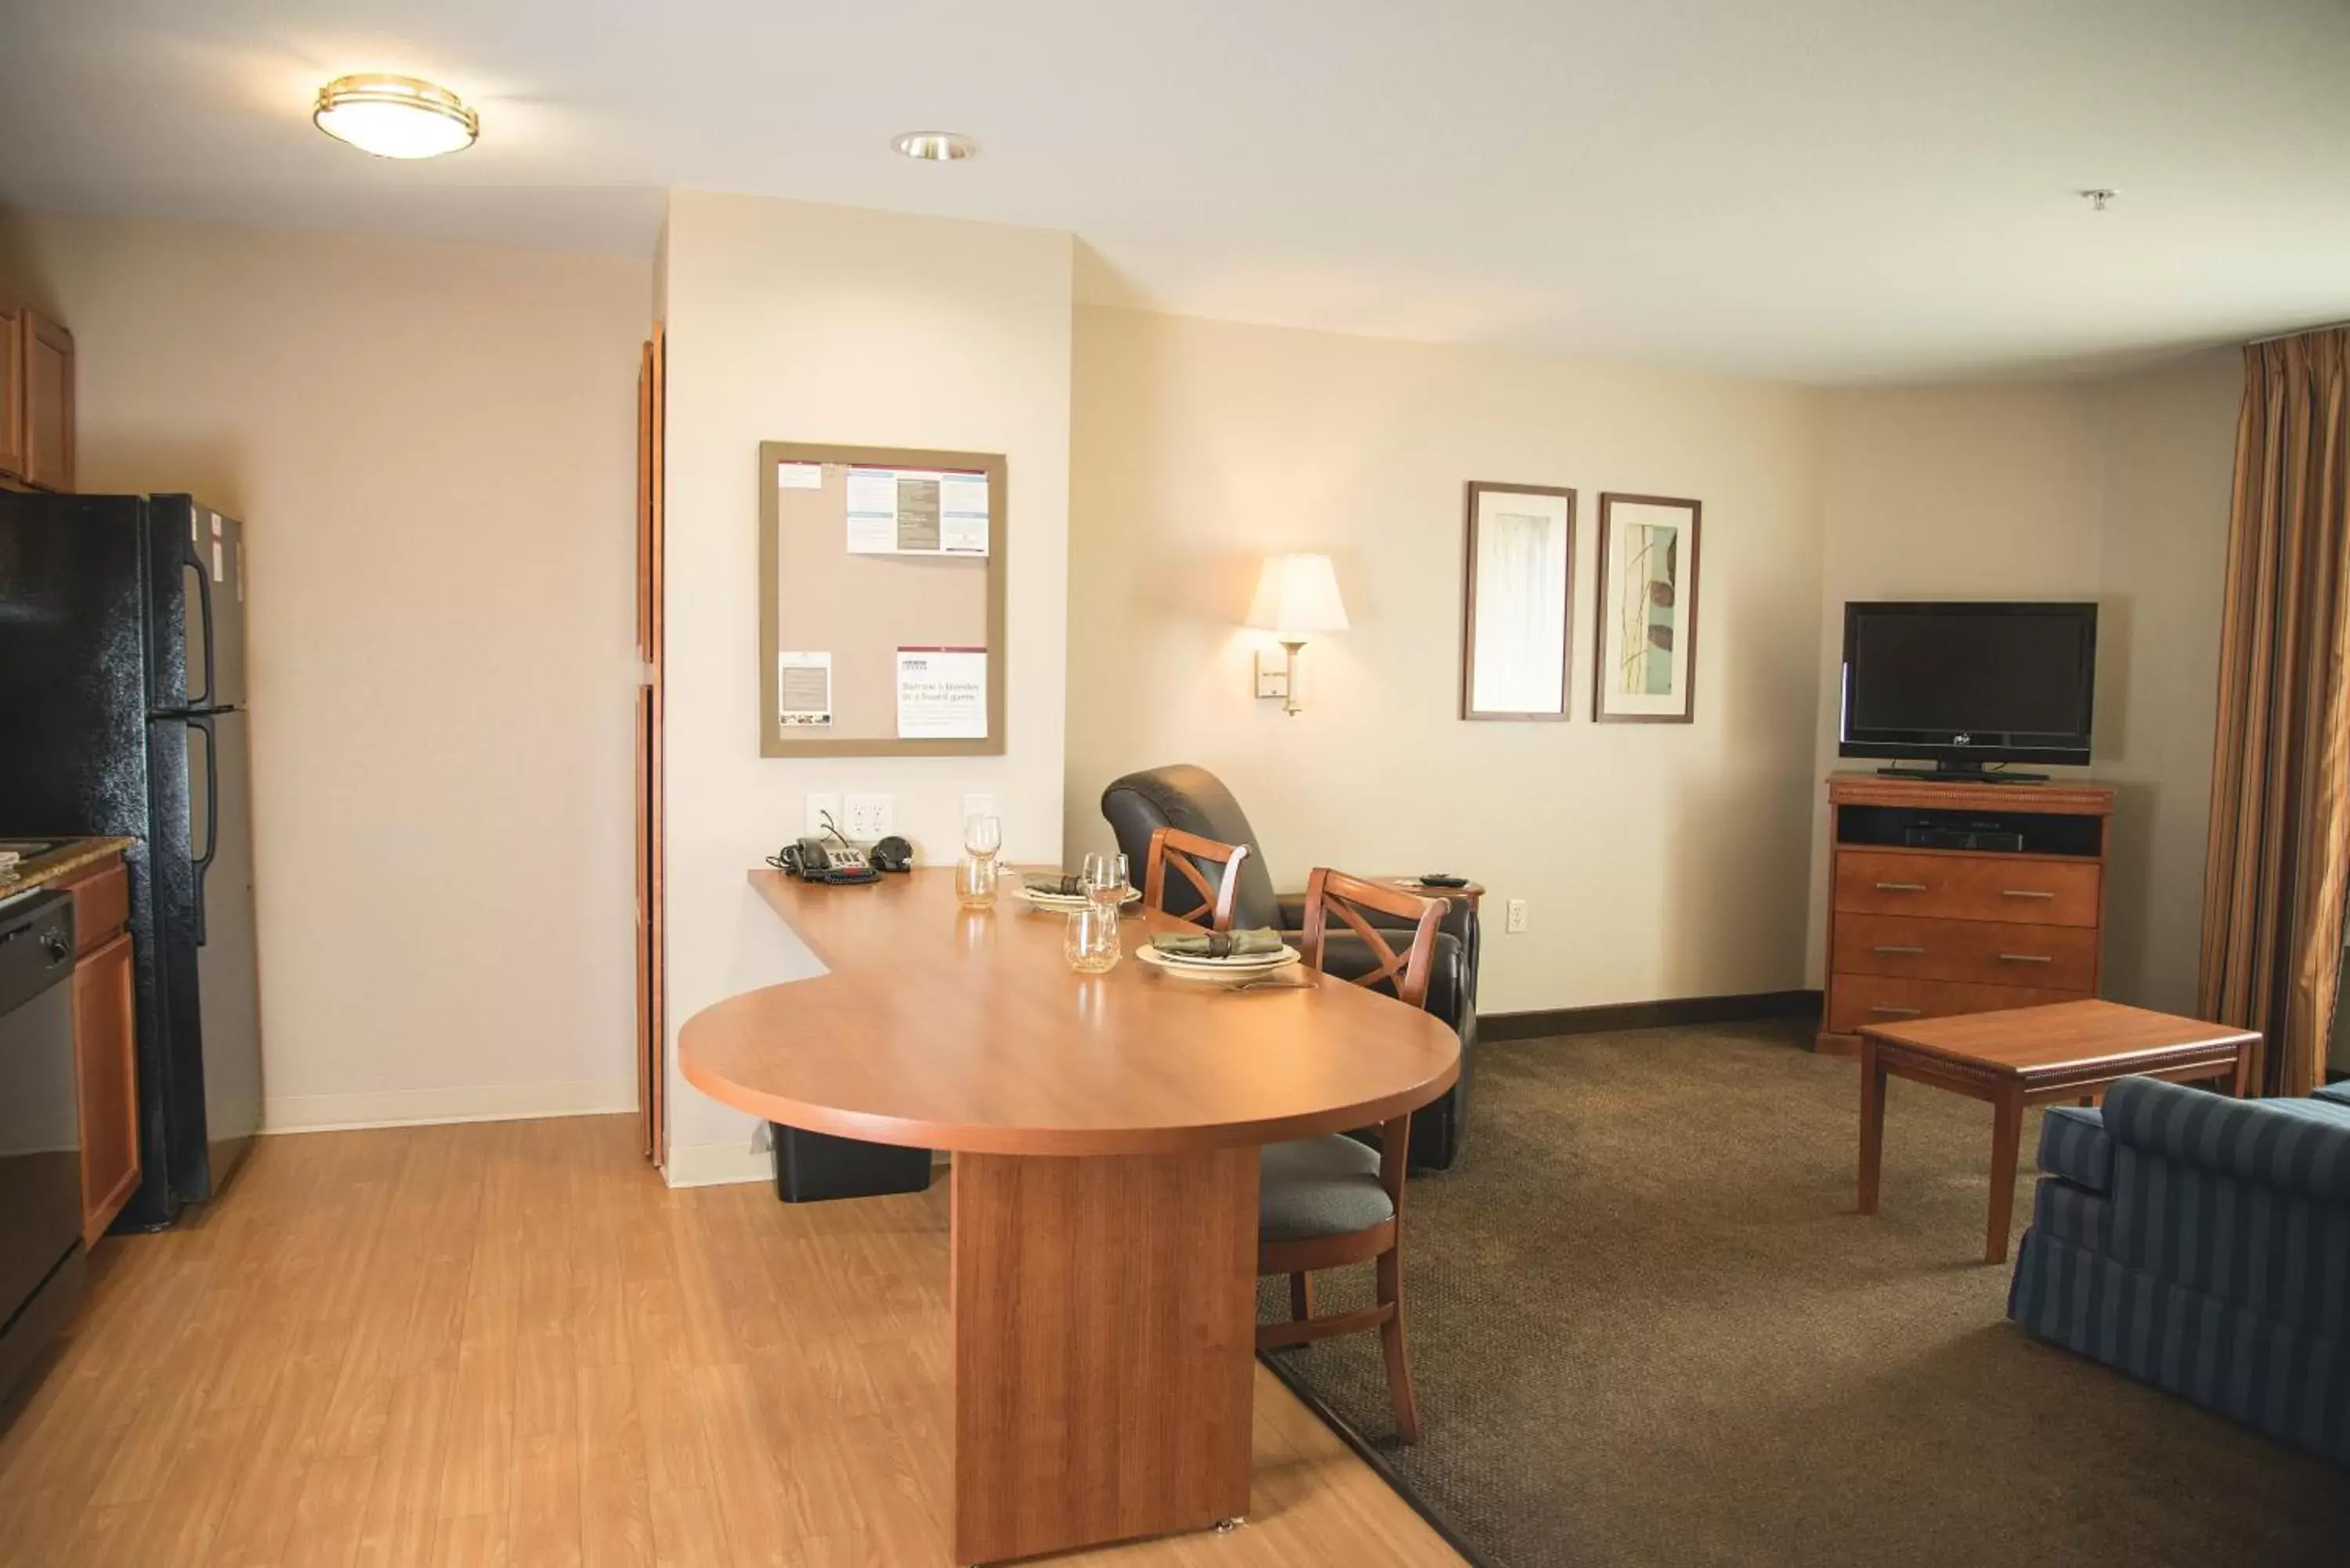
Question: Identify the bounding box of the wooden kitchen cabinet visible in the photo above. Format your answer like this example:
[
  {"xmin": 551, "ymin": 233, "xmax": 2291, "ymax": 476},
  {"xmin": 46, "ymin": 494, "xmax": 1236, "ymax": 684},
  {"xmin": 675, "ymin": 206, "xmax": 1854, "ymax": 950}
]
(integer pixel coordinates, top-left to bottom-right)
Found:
[
  {"xmin": 0, "ymin": 293, "xmax": 24, "ymax": 481},
  {"xmin": 0, "ymin": 287, "xmax": 74, "ymax": 493},
  {"xmin": 73, "ymin": 934, "xmax": 138, "ymax": 1244},
  {"xmin": 58, "ymin": 855, "xmax": 139, "ymax": 1244},
  {"xmin": 22, "ymin": 309, "xmax": 73, "ymax": 492}
]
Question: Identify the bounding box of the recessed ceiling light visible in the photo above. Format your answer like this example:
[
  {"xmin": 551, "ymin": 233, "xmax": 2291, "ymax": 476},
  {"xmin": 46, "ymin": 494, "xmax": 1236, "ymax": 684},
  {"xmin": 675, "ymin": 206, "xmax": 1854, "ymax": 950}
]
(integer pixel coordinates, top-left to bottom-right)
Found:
[
  {"xmin": 892, "ymin": 131, "xmax": 978, "ymax": 163},
  {"xmin": 314, "ymin": 74, "xmax": 479, "ymax": 160}
]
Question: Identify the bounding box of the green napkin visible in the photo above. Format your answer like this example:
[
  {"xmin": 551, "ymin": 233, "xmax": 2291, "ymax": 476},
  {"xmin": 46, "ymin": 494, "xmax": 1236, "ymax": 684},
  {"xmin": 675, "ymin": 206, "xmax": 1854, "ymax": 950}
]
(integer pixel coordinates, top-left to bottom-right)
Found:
[
  {"xmin": 1152, "ymin": 927, "xmax": 1284, "ymax": 959},
  {"xmin": 1025, "ymin": 873, "xmax": 1084, "ymax": 895}
]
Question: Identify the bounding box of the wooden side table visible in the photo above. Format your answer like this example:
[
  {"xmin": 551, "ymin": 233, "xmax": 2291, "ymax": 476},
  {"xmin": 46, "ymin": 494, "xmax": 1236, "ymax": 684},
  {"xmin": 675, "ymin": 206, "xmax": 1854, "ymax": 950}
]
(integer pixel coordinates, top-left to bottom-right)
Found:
[{"xmin": 1856, "ymin": 999, "xmax": 2257, "ymax": 1264}]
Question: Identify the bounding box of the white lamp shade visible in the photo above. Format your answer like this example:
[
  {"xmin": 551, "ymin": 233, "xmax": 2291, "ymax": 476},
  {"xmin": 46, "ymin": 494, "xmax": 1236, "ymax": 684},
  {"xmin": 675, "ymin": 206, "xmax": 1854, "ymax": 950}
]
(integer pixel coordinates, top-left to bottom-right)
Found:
[{"xmin": 1246, "ymin": 554, "xmax": 1350, "ymax": 638}]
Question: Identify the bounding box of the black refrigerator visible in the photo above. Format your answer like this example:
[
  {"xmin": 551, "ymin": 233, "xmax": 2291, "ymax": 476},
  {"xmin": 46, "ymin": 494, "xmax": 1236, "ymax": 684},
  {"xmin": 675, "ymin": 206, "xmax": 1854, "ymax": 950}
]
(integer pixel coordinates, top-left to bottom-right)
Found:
[{"xmin": 0, "ymin": 493, "xmax": 262, "ymax": 1227}]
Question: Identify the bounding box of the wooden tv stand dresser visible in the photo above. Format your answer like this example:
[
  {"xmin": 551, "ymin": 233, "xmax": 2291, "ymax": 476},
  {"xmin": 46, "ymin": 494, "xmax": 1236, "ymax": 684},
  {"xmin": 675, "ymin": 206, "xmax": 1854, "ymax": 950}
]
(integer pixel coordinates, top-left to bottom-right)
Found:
[{"xmin": 1817, "ymin": 771, "xmax": 2114, "ymax": 1056}]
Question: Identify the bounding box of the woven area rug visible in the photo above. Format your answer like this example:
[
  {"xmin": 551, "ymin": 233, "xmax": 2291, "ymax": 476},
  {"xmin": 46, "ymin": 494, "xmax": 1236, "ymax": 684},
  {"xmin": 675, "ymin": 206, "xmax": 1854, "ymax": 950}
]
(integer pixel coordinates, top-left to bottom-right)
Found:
[{"xmin": 1254, "ymin": 1021, "xmax": 2350, "ymax": 1568}]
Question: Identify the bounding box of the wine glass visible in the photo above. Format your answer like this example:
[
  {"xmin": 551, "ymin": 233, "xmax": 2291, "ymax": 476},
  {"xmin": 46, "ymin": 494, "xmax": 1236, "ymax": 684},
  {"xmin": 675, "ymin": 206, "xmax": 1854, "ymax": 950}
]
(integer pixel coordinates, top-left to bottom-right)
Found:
[
  {"xmin": 1083, "ymin": 851, "xmax": 1130, "ymax": 907},
  {"xmin": 964, "ymin": 813, "xmax": 1003, "ymax": 861}
]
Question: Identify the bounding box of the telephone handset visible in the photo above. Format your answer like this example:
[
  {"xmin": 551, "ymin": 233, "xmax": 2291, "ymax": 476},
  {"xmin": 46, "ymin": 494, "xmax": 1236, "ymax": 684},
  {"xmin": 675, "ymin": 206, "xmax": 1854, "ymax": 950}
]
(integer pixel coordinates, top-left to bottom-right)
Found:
[{"xmin": 771, "ymin": 836, "xmax": 880, "ymax": 884}]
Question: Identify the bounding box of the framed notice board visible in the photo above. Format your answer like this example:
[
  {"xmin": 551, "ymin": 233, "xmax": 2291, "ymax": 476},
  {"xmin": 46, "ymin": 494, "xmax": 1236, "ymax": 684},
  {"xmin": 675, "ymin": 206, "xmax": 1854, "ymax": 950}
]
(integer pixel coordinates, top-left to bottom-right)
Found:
[{"xmin": 758, "ymin": 440, "xmax": 1007, "ymax": 757}]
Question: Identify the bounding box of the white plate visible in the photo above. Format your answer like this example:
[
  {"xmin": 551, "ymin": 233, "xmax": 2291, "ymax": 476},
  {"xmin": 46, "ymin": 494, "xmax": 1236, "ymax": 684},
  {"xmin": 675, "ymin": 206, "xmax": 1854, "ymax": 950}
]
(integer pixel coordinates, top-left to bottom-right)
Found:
[
  {"xmin": 1135, "ymin": 944, "xmax": 1301, "ymax": 978},
  {"xmin": 1153, "ymin": 942, "xmax": 1292, "ymax": 966},
  {"xmin": 1015, "ymin": 884, "xmax": 1140, "ymax": 911}
]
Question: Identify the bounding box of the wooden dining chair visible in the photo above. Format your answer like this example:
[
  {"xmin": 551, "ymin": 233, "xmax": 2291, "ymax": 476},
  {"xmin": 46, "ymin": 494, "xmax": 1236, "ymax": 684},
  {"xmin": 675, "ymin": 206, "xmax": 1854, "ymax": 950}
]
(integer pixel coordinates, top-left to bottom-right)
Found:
[
  {"xmin": 1256, "ymin": 869, "xmax": 1446, "ymax": 1441},
  {"xmin": 1141, "ymin": 825, "xmax": 1251, "ymax": 932}
]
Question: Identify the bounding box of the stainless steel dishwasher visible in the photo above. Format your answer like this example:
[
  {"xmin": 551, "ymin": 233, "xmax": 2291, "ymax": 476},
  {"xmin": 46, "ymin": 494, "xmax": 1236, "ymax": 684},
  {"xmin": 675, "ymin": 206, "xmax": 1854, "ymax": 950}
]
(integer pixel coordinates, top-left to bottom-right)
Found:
[{"xmin": 0, "ymin": 888, "xmax": 82, "ymax": 1420}]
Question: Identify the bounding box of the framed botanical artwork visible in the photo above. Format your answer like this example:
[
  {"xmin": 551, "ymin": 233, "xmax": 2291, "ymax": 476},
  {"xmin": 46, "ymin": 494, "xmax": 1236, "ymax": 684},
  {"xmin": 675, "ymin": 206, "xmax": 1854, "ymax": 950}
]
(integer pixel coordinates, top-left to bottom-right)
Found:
[
  {"xmin": 1459, "ymin": 481, "xmax": 1576, "ymax": 721},
  {"xmin": 1593, "ymin": 493, "xmax": 1701, "ymax": 724}
]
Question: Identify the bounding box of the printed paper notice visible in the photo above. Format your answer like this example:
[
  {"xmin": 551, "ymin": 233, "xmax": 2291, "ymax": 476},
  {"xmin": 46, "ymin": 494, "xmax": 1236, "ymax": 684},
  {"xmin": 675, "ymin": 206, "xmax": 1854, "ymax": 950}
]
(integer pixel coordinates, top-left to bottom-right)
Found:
[
  {"xmin": 846, "ymin": 467, "xmax": 990, "ymax": 556},
  {"xmin": 845, "ymin": 469, "xmax": 900, "ymax": 553},
  {"xmin": 776, "ymin": 461, "xmax": 823, "ymax": 490},
  {"xmin": 938, "ymin": 473, "xmax": 989, "ymax": 554},
  {"xmin": 778, "ymin": 651, "xmax": 833, "ymax": 727},
  {"xmin": 895, "ymin": 648, "xmax": 986, "ymax": 739},
  {"xmin": 894, "ymin": 476, "xmax": 941, "ymax": 551}
]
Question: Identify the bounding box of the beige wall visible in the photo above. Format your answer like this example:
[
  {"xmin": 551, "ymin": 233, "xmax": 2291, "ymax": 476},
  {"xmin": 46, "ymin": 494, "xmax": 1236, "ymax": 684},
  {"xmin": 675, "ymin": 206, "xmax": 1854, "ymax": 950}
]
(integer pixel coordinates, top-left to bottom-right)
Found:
[
  {"xmin": 659, "ymin": 193, "xmax": 1072, "ymax": 1182},
  {"xmin": 1807, "ymin": 352, "xmax": 2242, "ymax": 1011},
  {"xmin": 0, "ymin": 211, "xmax": 651, "ymax": 1128},
  {"xmin": 1065, "ymin": 306, "xmax": 1828, "ymax": 1015},
  {"xmin": 0, "ymin": 199, "xmax": 2237, "ymax": 1162}
]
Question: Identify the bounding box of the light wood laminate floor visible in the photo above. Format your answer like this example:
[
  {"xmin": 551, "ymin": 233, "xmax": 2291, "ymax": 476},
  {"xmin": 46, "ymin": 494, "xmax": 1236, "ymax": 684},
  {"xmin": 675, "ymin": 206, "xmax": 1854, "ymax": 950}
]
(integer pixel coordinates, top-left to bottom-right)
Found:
[{"xmin": 0, "ymin": 1115, "xmax": 1463, "ymax": 1567}]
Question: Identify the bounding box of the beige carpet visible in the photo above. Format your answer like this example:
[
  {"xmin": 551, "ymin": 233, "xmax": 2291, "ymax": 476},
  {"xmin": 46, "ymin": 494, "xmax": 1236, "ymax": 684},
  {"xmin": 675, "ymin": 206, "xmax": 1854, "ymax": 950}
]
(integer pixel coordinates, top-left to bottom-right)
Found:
[{"xmin": 1258, "ymin": 1021, "xmax": 2350, "ymax": 1568}]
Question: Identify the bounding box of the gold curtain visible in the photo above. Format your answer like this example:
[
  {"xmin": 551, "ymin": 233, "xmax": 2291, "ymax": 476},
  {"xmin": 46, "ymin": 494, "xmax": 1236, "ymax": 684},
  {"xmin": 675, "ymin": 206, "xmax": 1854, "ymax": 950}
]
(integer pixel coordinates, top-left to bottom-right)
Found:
[{"xmin": 2200, "ymin": 329, "xmax": 2350, "ymax": 1097}]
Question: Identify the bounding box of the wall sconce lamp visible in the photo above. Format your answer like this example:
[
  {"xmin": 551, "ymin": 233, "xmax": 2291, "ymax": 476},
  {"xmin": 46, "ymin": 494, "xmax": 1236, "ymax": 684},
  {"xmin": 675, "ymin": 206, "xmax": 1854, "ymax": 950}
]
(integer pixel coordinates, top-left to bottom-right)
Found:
[{"xmin": 1246, "ymin": 554, "xmax": 1349, "ymax": 717}]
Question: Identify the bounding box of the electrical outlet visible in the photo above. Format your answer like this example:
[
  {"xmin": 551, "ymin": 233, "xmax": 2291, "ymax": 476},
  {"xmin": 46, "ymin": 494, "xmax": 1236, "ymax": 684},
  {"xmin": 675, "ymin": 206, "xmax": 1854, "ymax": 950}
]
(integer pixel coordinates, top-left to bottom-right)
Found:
[
  {"xmin": 844, "ymin": 793, "xmax": 894, "ymax": 841},
  {"xmin": 1505, "ymin": 898, "xmax": 1529, "ymax": 934},
  {"xmin": 806, "ymin": 792, "xmax": 842, "ymax": 838}
]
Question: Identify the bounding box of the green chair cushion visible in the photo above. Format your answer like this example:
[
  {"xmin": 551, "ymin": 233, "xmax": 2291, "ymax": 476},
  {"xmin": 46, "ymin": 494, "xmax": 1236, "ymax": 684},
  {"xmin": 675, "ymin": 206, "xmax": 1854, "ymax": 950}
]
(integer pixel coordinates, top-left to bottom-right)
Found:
[{"xmin": 1260, "ymin": 1135, "xmax": 1394, "ymax": 1242}]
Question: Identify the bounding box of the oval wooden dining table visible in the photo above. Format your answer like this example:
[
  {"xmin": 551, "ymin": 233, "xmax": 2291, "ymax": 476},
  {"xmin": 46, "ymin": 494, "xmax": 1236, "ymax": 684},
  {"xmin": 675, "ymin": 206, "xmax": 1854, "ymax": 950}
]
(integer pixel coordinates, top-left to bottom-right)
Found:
[{"xmin": 679, "ymin": 867, "xmax": 1462, "ymax": 1566}]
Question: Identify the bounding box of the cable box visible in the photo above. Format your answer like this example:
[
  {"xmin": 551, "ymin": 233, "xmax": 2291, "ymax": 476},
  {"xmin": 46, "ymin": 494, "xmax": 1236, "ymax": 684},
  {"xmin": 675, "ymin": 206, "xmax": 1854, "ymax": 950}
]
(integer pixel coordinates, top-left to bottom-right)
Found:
[{"xmin": 1904, "ymin": 826, "xmax": 2025, "ymax": 853}]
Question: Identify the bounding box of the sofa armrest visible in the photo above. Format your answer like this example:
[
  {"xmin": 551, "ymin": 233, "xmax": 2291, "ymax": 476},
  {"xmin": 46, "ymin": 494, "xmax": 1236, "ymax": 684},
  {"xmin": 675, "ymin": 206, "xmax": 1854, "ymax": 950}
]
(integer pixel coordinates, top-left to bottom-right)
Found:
[
  {"xmin": 2037, "ymin": 1107, "xmax": 2112, "ymax": 1194},
  {"xmin": 2103, "ymin": 1075, "xmax": 2350, "ymax": 1205}
]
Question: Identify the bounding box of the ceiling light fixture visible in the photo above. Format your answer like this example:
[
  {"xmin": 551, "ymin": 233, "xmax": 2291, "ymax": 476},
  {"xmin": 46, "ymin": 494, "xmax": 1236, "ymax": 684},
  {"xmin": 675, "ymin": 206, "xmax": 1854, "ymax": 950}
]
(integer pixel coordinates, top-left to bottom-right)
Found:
[
  {"xmin": 892, "ymin": 131, "xmax": 978, "ymax": 163},
  {"xmin": 2079, "ymin": 187, "xmax": 2118, "ymax": 211},
  {"xmin": 314, "ymin": 74, "xmax": 479, "ymax": 160}
]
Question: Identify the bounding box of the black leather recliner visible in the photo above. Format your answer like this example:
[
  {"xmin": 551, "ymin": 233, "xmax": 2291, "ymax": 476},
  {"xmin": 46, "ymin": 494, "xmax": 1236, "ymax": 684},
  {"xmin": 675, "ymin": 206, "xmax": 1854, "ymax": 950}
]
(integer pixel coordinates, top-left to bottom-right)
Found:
[{"xmin": 1100, "ymin": 764, "xmax": 1478, "ymax": 1172}]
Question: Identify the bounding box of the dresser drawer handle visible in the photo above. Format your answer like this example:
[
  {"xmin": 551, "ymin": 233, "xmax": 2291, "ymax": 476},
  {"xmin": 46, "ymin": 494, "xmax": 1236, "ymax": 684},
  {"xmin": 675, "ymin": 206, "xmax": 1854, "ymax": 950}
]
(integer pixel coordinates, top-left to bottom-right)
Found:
[
  {"xmin": 2001, "ymin": 889, "xmax": 2057, "ymax": 900},
  {"xmin": 1998, "ymin": 953, "xmax": 2054, "ymax": 964},
  {"xmin": 1875, "ymin": 881, "xmax": 1928, "ymax": 893},
  {"xmin": 1869, "ymin": 1005, "xmax": 1922, "ymax": 1017},
  {"xmin": 1871, "ymin": 945, "xmax": 1925, "ymax": 956}
]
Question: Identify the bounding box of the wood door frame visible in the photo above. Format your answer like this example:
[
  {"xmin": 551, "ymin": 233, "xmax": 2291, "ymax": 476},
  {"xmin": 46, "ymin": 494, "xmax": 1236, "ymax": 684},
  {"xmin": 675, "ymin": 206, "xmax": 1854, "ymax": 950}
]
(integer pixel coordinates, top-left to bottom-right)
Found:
[{"xmin": 637, "ymin": 327, "xmax": 667, "ymax": 1165}]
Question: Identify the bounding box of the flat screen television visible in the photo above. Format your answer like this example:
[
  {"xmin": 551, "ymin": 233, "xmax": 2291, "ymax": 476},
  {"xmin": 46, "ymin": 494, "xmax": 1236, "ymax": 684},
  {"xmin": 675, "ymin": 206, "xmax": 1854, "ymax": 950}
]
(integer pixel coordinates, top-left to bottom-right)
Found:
[{"xmin": 1838, "ymin": 602, "xmax": 2097, "ymax": 780}]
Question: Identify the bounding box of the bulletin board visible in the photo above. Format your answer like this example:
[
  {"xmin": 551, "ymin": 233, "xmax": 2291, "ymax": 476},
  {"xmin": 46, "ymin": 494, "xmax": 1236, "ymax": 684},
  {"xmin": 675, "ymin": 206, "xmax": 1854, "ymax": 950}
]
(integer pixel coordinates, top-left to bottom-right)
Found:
[{"xmin": 758, "ymin": 440, "xmax": 1007, "ymax": 757}]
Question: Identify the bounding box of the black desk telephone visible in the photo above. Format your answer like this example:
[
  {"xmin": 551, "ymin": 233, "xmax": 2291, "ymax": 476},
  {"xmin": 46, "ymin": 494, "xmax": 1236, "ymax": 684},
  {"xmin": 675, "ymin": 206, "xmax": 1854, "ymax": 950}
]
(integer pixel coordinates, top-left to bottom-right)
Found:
[
  {"xmin": 772, "ymin": 837, "xmax": 880, "ymax": 883},
  {"xmin": 770, "ymin": 833, "xmax": 913, "ymax": 883}
]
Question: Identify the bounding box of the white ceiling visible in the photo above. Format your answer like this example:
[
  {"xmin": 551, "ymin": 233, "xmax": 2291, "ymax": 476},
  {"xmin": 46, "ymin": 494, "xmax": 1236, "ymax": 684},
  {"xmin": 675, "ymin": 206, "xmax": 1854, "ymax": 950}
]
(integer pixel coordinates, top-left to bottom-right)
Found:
[{"xmin": 3, "ymin": 0, "xmax": 2347, "ymax": 382}]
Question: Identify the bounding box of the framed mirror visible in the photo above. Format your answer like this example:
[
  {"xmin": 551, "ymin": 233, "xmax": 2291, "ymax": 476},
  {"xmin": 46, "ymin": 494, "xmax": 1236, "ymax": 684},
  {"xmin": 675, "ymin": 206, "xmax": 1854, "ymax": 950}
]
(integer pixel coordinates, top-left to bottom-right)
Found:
[{"xmin": 1459, "ymin": 481, "xmax": 1576, "ymax": 721}]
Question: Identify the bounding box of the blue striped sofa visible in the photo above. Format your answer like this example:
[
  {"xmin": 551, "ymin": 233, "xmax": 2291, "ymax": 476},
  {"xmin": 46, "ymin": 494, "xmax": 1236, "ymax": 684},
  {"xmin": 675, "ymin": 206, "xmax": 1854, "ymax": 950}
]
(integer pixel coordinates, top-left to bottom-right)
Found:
[{"xmin": 2008, "ymin": 1075, "xmax": 2350, "ymax": 1464}]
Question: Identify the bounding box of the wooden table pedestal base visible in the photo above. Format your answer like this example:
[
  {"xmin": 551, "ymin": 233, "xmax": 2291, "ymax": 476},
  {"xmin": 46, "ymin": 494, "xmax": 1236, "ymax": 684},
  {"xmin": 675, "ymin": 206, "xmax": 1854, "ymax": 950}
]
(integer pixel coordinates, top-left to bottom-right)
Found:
[{"xmin": 950, "ymin": 1147, "xmax": 1258, "ymax": 1565}]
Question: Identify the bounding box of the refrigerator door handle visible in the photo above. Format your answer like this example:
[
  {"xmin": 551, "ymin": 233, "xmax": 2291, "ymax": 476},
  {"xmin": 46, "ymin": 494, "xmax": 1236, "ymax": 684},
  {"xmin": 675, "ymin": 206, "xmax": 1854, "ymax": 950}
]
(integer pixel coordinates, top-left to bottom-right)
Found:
[
  {"xmin": 186, "ymin": 550, "xmax": 218, "ymax": 711},
  {"xmin": 189, "ymin": 714, "xmax": 218, "ymax": 947}
]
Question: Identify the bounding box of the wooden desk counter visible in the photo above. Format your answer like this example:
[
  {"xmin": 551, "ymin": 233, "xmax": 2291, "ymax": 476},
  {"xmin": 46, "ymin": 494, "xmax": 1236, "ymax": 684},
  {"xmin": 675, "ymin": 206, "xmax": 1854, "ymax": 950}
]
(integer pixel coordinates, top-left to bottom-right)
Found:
[{"xmin": 679, "ymin": 868, "xmax": 1460, "ymax": 1565}]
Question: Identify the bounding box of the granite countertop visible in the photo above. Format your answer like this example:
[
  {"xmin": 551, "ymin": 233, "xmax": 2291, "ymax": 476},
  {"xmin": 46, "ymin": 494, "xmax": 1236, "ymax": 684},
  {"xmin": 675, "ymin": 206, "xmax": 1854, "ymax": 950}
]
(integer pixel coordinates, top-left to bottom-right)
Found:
[{"xmin": 0, "ymin": 836, "xmax": 137, "ymax": 897}]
